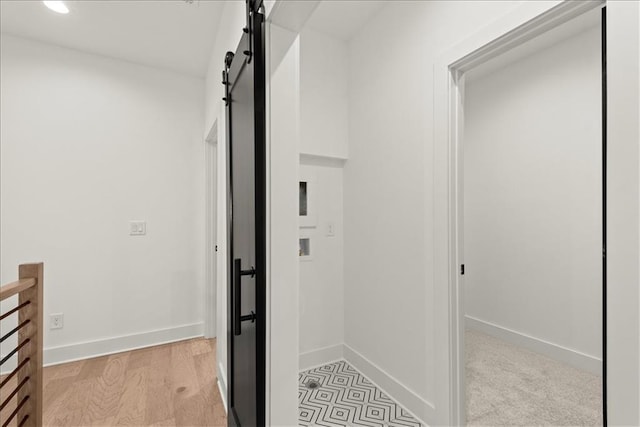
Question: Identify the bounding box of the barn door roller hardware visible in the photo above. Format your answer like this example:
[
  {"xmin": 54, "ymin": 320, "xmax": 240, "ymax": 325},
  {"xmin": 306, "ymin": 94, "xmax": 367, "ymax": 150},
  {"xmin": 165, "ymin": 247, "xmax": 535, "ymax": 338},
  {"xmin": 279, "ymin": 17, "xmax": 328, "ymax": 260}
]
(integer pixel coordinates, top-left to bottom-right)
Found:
[
  {"xmin": 243, "ymin": 0, "xmax": 254, "ymax": 62},
  {"xmin": 221, "ymin": 0, "xmax": 263, "ymax": 103},
  {"xmin": 243, "ymin": 0, "xmax": 264, "ymax": 63},
  {"xmin": 242, "ymin": 0, "xmax": 263, "ymax": 64},
  {"xmin": 222, "ymin": 51, "xmax": 233, "ymax": 105}
]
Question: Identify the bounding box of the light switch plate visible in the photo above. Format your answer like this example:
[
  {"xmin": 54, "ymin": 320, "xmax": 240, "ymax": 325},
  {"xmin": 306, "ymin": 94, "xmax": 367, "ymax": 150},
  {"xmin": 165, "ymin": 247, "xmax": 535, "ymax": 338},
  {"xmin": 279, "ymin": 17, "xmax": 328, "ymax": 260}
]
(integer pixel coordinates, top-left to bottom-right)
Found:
[
  {"xmin": 129, "ymin": 221, "xmax": 146, "ymax": 236},
  {"xmin": 327, "ymin": 221, "xmax": 336, "ymax": 237}
]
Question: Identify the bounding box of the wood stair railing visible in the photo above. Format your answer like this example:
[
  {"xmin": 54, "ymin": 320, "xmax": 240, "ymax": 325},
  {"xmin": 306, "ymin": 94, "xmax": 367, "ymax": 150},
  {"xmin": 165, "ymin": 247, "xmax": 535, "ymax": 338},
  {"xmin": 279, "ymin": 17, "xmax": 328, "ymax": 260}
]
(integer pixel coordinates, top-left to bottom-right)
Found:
[{"xmin": 0, "ymin": 263, "xmax": 43, "ymax": 427}]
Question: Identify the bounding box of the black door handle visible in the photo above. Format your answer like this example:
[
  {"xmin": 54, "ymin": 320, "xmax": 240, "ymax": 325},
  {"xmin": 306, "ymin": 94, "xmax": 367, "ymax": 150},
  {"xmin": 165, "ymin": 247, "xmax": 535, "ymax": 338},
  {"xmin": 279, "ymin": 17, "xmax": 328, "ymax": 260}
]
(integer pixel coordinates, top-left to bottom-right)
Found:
[{"xmin": 233, "ymin": 258, "xmax": 257, "ymax": 336}]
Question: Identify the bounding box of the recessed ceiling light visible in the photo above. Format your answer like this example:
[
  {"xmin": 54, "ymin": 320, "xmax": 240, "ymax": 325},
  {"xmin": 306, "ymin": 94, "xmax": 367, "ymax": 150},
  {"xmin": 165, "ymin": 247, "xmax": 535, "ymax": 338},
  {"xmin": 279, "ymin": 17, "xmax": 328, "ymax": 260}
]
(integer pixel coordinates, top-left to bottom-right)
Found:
[{"xmin": 43, "ymin": 1, "xmax": 69, "ymax": 14}]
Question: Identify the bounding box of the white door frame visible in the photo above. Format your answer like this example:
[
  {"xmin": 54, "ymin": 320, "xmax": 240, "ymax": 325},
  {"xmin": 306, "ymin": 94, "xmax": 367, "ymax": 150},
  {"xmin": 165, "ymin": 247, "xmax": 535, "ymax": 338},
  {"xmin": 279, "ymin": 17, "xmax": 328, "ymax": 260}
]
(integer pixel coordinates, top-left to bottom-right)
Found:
[
  {"xmin": 434, "ymin": 0, "xmax": 639, "ymax": 425},
  {"xmin": 264, "ymin": 18, "xmax": 304, "ymax": 427},
  {"xmin": 205, "ymin": 121, "xmax": 219, "ymax": 339}
]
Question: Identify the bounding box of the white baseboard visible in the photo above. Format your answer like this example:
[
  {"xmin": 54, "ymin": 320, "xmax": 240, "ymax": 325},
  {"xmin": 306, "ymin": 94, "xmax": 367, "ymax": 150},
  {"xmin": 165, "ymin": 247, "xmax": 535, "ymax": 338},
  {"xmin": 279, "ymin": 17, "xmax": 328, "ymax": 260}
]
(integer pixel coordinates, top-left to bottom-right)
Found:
[
  {"xmin": 1, "ymin": 322, "xmax": 204, "ymax": 375},
  {"xmin": 44, "ymin": 322, "xmax": 204, "ymax": 367},
  {"xmin": 217, "ymin": 361, "xmax": 228, "ymax": 413},
  {"xmin": 343, "ymin": 344, "xmax": 433, "ymax": 426},
  {"xmin": 465, "ymin": 315, "xmax": 602, "ymax": 376},
  {"xmin": 299, "ymin": 343, "xmax": 344, "ymax": 371}
]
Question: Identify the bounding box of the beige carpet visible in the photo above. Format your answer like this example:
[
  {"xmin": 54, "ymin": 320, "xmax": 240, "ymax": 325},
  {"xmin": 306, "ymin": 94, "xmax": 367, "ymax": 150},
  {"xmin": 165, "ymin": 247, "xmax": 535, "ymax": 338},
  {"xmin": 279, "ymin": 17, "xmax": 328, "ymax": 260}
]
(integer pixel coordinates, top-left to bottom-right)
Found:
[{"xmin": 465, "ymin": 329, "xmax": 603, "ymax": 426}]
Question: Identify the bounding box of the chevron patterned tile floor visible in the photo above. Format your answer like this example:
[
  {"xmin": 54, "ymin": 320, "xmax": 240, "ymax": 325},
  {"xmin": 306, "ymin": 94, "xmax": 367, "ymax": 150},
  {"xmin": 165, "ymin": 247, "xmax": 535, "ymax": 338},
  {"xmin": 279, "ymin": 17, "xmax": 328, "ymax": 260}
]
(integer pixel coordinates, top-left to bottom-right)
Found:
[{"xmin": 298, "ymin": 360, "xmax": 422, "ymax": 427}]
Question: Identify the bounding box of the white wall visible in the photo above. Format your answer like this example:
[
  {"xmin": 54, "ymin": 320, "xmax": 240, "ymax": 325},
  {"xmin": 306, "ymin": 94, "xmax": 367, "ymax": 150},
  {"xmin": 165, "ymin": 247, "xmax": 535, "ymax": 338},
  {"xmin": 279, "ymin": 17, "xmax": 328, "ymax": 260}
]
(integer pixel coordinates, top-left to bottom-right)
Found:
[
  {"xmin": 204, "ymin": 1, "xmax": 246, "ymax": 138},
  {"xmin": 267, "ymin": 23, "xmax": 301, "ymax": 427},
  {"xmin": 0, "ymin": 35, "xmax": 205, "ymax": 367},
  {"xmin": 463, "ymin": 23, "xmax": 602, "ymax": 366},
  {"xmin": 297, "ymin": 27, "xmax": 348, "ymax": 369},
  {"xmin": 298, "ymin": 163, "xmax": 344, "ymax": 366},
  {"xmin": 300, "ymin": 28, "xmax": 349, "ymax": 159},
  {"xmin": 202, "ymin": 0, "xmax": 246, "ymax": 403},
  {"xmin": 344, "ymin": 1, "xmax": 522, "ymax": 423}
]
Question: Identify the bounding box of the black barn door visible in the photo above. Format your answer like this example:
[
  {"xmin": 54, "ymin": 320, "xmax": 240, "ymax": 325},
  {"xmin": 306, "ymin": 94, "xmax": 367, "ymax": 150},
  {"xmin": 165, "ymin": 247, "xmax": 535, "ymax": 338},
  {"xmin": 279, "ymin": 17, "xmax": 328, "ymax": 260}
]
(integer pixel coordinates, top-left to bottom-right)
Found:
[{"xmin": 223, "ymin": 3, "xmax": 265, "ymax": 426}]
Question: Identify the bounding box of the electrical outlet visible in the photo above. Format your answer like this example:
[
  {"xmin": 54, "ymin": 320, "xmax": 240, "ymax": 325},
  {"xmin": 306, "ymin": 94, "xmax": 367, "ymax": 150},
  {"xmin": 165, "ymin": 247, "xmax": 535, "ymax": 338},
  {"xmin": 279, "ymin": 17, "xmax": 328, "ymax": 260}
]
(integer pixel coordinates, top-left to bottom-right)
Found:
[{"xmin": 50, "ymin": 313, "xmax": 64, "ymax": 330}]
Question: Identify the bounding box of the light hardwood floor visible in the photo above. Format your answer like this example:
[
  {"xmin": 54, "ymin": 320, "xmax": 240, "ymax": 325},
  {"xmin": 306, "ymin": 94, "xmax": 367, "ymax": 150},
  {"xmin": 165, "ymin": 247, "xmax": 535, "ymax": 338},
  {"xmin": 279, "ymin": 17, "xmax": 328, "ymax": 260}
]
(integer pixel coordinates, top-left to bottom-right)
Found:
[{"xmin": 1, "ymin": 338, "xmax": 227, "ymax": 426}]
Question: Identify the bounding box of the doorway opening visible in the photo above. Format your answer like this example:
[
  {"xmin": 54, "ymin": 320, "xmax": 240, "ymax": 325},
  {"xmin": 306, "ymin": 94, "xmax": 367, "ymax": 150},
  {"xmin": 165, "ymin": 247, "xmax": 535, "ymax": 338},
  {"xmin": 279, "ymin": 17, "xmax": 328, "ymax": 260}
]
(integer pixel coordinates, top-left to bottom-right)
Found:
[
  {"xmin": 447, "ymin": 3, "xmax": 607, "ymax": 425},
  {"xmin": 269, "ymin": 2, "xmax": 427, "ymax": 425}
]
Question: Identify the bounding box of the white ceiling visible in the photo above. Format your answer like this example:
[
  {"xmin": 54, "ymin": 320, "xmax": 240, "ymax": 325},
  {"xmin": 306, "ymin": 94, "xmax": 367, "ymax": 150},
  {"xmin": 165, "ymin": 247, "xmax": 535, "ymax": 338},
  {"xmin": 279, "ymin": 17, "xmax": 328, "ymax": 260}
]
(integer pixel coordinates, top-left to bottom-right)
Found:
[
  {"xmin": 0, "ymin": 0, "xmax": 226, "ymax": 77},
  {"xmin": 305, "ymin": 0, "xmax": 387, "ymax": 41}
]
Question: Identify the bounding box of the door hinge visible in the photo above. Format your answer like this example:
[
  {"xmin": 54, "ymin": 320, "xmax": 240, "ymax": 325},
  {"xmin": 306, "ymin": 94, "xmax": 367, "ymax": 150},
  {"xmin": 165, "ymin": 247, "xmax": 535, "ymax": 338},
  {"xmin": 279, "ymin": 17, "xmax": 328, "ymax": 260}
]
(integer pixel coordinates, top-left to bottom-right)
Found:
[
  {"xmin": 215, "ymin": 245, "xmax": 218, "ymax": 252},
  {"xmin": 461, "ymin": 264, "xmax": 465, "ymax": 275}
]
